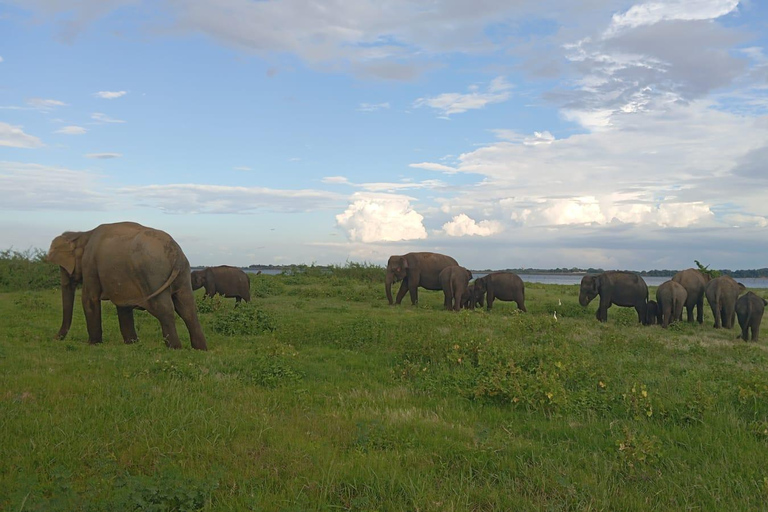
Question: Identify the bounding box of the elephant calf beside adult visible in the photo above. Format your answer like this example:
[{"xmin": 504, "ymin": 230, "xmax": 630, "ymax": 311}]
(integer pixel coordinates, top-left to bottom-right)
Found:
[
  {"xmin": 385, "ymin": 252, "xmax": 459, "ymax": 306},
  {"xmin": 47, "ymin": 222, "xmax": 207, "ymax": 350},
  {"xmin": 735, "ymin": 292, "xmax": 767, "ymax": 342},
  {"xmin": 656, "ymin": 280, "xmax": 687, "ymax": 328},
  {"xmin": 439, "ymin": 265, "xmax": 473, "ymax": 311},
  {"xmin": 191, "ymin": 265, "xmax": 251, "ymax": 303},
  {"xmin": 472, "ymin": 272, "xmax": 527, "ymax": 312},
  {"xmin": 579, "ymin": 271, "xmax": 648, "ymax": 324}
]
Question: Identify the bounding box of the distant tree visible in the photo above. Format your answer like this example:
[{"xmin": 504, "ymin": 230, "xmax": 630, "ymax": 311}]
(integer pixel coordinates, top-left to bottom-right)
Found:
[{"xmin": 694, "ymin": 260, "xmax": 721, "ymax": 279}]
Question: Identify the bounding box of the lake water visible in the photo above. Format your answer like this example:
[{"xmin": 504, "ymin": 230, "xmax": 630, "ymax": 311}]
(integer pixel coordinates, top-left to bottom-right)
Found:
[{"xmin": 244, "ymin": 269, "xmax": 768, "ymax": 289}]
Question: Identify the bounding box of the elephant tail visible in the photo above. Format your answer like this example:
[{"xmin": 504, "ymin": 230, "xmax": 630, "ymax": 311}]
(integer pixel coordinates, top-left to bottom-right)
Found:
[{"xmin": 133, "ymin": 268, "xmax": 181, "ymax": 307}]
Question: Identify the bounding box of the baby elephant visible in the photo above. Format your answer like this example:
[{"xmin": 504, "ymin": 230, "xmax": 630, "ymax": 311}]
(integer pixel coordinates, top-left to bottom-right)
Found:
[
  {"xmin": 735, "ymin": 292, "xmax": 767, "ymax": 342},
  {"xmin": 191, "ymin": 265, "xmax": 251, "ymax": 303},
  {"xmin": 645, "ymin": 300, "xmax": 659, "ymax": 325},
  {"xmin": 473, "ymin": 272, "xmax": 527, "ymax": 312},
  {"xmin": 656, "ymin": 280, "xmax": 687, "ymax": 328},
  {"xmin": 439, "ymin": 265, "xmax": 473, "ymax": 311}
]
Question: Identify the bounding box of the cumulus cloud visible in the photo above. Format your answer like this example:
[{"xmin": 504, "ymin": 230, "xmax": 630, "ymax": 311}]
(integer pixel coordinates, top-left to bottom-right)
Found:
[
  {"xmin": 414, "ymin": 77, "xmax": 512, "ymax": 116},
  {"xmin": 335, "ymin": 193, "xmax": 427, "ymax": 242},
  {"xmin": 442, "ymin": 214, "xmax": 503, "ymax": 237},
  {"xmin": 0, "ymin": 122, "xmax": 44, "ymax": 148},
  {"xmin": 85, "ymin": 152, "xmax": 122, "ymax": 159},
  {"xmin": 55, "ymin": 125, "xmax": 87, "ymax": 135},
  {"xmin": 91, "ymin": 112, "xmax": 125, "ymax": 123},
  {"xmin": 523, "ymin": 131, "xmax": 555, "ymax": 146},
  {"xmin": 94, "ymin": 90, "xmax": 127, "ymax": 99}
]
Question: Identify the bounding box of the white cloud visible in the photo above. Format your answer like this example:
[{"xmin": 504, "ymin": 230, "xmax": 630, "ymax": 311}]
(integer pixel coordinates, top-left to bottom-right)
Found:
[
  {"xmin": 442, "ymin": 213, "xmax": 503, "ymax": 236},
  {"xmin": 85, "ymin": 152, "xmax": 122, "ymax": 159},
  {"xmin": 357, "ymin": 102, "xmax": 390, "ymax": 112},
  {"xmin": 523, "ymin": 131, "xmax": 555, "ymax": 146},
  {"xmin": 335, "ymin": 193, "xmax": 427, "ymax": 242},
  {"xmin": 0, "ymin": 56, "xmax": 4, "ymax": 62},
  {"xmin": 91, "ymin": 112, "xmax": 125, "ymax": 123},
  {"xmin": 0, "ymin": 161, "xmax": 112, "ymax": 210},
  {"xmin": 0, "ymin": 122, "xmax": 44, "ymax": 148},
  {"xmin": 605, "ymin": 0, "xmax": 739, "ymax": 38},
  {"xmin": 55, "ymin": 125, "xmax": 87, "ymax": 135},
  {"xmin": 233, "ymin": 166, "xmax": 252, "ymax": 171},
  {"xmin": 124, "ymin": 183, "xmax": 343, "ymax": 214},
  {"xmin": 27, "ymin": 98, "xmax": 67, "ymax": 111},
  {"xmin": 322, "ymin": 176, "xmax": 350, "ymax": 184},
  {"xmin": 409, "ymin": 162, "xmax": 458, "ymax": 173},
  {"xmin": 94, "ymin": 91, "xmax": 127, "ymax": 99},
  {"xmin": 414, "ymin": 77, "xmax": 512, "ymax": 116}
]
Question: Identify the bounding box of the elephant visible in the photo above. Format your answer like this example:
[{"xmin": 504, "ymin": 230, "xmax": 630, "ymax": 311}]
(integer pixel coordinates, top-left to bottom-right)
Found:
[
  {"xmin": 579, "ymin": 271, "xmax": 648, "ymax": 324},
  {"xmin": 705, "ymin": 276, "xmax": 746, "ymax": 329},
  {"xmin": 645, "ymin": 300, "xmax": 659, "ymax": 325},
  {"xmin": 385, "ymin": 252, "xmax": 458, "ymax": 305},
  {"xmin": 47, "ymin": 222, "xmax": 207, "ymax": 350},
  {"xmin": 462, "ymin": 283, "xmax": 483, "ymax": 309},
  {"xmin": 671, "ymin": 268, "xmax": 711, "ymax": 324},
  {"xmin": 191, "ymin": 265, "xmax": 251, "ymax": 303},
  {"xmin": 438, "ymin": 265, "xmax": 473, "ymax": 311},
  {"xmin": 735, "ymin": 292, "xmax": 767, "ymax": 341},
  {"xmin": 472, "ymin": 272, "xmax": 527, "ymax": 312},
  {"xmin": 656, "ymin": 280, "xmax": 687, "ymax": 328}
]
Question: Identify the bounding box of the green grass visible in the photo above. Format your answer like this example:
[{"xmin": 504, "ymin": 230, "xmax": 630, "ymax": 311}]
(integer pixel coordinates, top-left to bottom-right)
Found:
[{"xmin": 2, "ymin": 271, "xmax": 768, "ymax": 511}]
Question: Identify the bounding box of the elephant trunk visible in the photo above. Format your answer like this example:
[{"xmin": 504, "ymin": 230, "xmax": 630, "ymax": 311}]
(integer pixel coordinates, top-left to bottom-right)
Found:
[
  {"xmin": 385, "ymin": 272, "xmax": 395, "ymax": 305},
  {"xmin": 57, "ymin": 268, "xmax": 76, "ymax": 340}
]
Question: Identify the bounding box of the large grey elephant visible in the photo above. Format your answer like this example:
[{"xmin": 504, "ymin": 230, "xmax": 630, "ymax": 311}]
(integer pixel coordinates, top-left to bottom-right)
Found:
[
  {"xmin": 671, "ymin": 268, "xmax": 711, "ymax": 324},
  {"xmin": 472, "ymin": 272, "xmax": 527, "ymax": 312},
  {"xmin": 47, "ymin": 222, "xmax": 207, "ymax": 350},
  {"xmin": 705, "ymin": 275, "xmax": 746, "ymax": 329},
  {"xmin": 438, "ymin": 265, "xmax": 473, "ymax": 311},
  {"xmin": 735, "ymin": 292, "xmax": 767, "ymax": 341},
  {"xmin": 385, "ymin": 252, "xmax": 458, "ymax": 305},
  {"xmin": 191, "ymin": 265, "xmax": 251, "ymax": 303},
  {"xmin": 579, "ymin": 271, "xmax": 648, "ymax": 324},
  {"xmin": 656, "ymin": 280, "xmax": 687, "ymax": 328}
]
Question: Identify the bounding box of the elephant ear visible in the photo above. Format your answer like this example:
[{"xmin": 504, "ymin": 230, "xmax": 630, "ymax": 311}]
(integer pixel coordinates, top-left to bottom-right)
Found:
[
  {"xmin": 402, "ymin": 258, "xmax": 409, "ymax": 269},
  {"xmin": 47, "ymin": 232, "xmax": 81, "ymax": 275}
]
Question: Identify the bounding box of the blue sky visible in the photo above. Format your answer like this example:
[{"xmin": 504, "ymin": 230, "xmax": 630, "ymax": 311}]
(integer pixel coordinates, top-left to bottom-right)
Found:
[{"xmin": 2, "ymin": 0, "xmax": 767, "ymax": 270}]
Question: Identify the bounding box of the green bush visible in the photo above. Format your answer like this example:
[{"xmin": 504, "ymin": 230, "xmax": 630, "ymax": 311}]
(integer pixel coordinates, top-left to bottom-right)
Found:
[
  {"xmin": 211, "ymin": 302, "xmax": 277, "ymax": 335},
  {"xmin": 0, "ymin": 248, "xmax": 60, "ymax": 292}
]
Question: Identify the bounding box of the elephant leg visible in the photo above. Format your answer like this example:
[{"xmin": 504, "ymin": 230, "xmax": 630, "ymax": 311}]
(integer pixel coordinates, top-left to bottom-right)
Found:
[
  {"xmin": 712, "ymin": 304, "xmax": 721, "ymax": 328},
  {"xmin": 408, "ymin": 281, "xmax": 419, "ymax": 305},
  {"xmin": 172, "ymin": 287, "xmax": 207, "ymax": 351},
  {"xmin": 117, "ymin": 306, "xmax": 138, "ymax": 343},
  {"xmin": 81, "ymin": 284, "xmax": 103, "ymax": 344},
  {"xmin": 597, "ymin": 297, "xmax": 610, "ymax": 322},
  {"xmin": 486, "ymin": 291, "xmax": 495, "ymax": 311},
  {"xmin": 517, "ymin": 299, "xmax": 527, "ymax": 313},
  {"xmin": 453, "ymin": 290, "xmax": 462, "ymax": 312},
  {"xmin": 145, "ymin": 292, "xmax": 182, "ymax": 349},
  {"xmin": 395, "ymin": 280, "xmax": 409, "ymax": 305},
  {"xmin": 753, "ymin": 322, "xmax": 760, "ymax": 342}
]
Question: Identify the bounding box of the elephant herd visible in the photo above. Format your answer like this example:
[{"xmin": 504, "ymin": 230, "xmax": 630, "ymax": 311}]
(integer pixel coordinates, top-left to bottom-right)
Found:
[
  {"xmin": 386, "ymin": 252, "xmax": 766, "ymax": 342},
  {"xmin": 45, "ymin": 223, "xmax": 766, "ymax": 351}
]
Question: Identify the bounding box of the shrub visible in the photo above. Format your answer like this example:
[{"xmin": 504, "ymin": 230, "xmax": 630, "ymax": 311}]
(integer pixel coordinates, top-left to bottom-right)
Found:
[
  {"xmin": 211, "ymin": 302, "xmax": 277, "ymax": 335},
  {"xmin": 0, "ymin": 248, "xmax": 60, "ymax": 292}
]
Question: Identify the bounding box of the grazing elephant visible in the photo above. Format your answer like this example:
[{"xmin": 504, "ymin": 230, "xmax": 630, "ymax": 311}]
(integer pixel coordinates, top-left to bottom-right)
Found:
[
  {"xmin": 671, "ymin": 268, "xmax": 711, "ymax": 324},
  {"xmin": 646, "ymin": 300, "xmax": 659, "ymax": 325},
  {"xmin": 579, "ymin": 271, "xmax": 648, "ymax": 324},
  {"xmin": 191, "ymin": 265, "xmax": 251, "ymax": 303},
  {"xmin": 439, "ymin": 265, "xmax": 473, "ymax": 311},
  {"xmin": 656, "ymin": 280, "xmax": 687, "ymax": 328},
  {"xmin": 473, "ymin": 272, "xmax": 527, "ymax": 312},
  {"xmin": 385, "ymin": 252, "xmax": 458, "ymax": 305},
  {"xmin": 47, "ymin": 222, "xmax": 207, "ymax": 350},
  {"xmin": 705, "ymin": 276, "xmax": 746, "ymax": 329},
  {"xmin": 735, "ymin": 292, "xmax": 767, "ymax": 341},
  {"xmin": 461, "ymin": 283, "xmax": 479, "ymax": 310}
]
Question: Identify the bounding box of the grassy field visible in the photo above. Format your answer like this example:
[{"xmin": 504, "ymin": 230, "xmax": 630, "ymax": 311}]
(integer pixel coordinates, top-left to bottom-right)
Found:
[{"xmin": 2, "ymin": 264, "xmax": 768, "ymax": 511}]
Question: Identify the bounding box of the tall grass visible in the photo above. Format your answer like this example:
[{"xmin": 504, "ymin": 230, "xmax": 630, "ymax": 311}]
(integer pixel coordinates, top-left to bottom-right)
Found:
[{"xmin": 2, "ymin": 262, "xmax": 768, "ymax": 510}]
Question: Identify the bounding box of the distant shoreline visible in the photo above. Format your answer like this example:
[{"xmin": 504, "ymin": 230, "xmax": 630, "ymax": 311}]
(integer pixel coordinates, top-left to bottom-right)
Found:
[{"xmin": 190, "ymin": 264, "xmax": 768, "ymax": 279}]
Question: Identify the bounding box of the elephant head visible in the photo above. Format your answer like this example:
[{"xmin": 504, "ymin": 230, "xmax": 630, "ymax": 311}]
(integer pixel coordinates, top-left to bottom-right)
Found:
[
  {"xmin": 190, "ymin": 270, "xmax": 206, "ymax": 290},
  {"xmin": 578, "ymin": 274, "xmax": 600, "ymax": 307},
  {"xmin": 385, "ymin": 255, "xmax": 408, "ymax": 304},
  {"xmin": 47, "ymin": 231, "xmax": 89, "ymax": 340}
]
